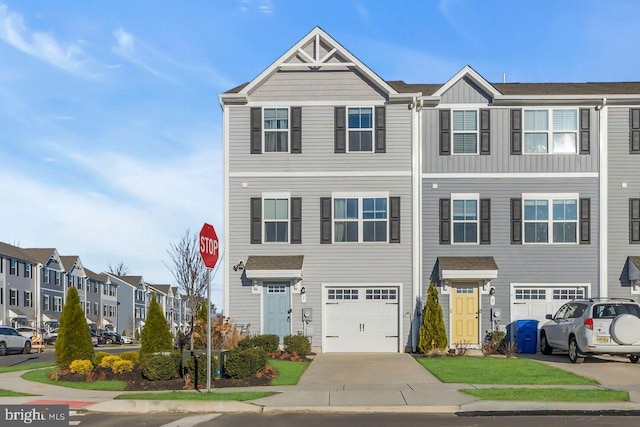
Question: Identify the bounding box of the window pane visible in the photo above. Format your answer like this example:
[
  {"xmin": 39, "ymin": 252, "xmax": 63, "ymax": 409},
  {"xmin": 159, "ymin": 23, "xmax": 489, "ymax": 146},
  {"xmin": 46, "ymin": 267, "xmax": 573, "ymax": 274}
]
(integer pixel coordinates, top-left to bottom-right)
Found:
[
  {"xmin": 347, "ymin": 199, "xmax": 358, "ymax": 218},
  {"xmin": 275, "ymin": 199, "xmax": 288, "ymax": 219},
  {"xmin": 348, "ymin": 108, "xmax": 372, "ymax": 129},
  {"xmin": 363, "ymin": 221, "xmax": 387, "ymax": 242},
  {"xmin": 335, "ymin": 222, "xmax": 358, "ymax": 242},
  {"xmin": 524, "ymin": 110, "xmax": 548, "ymax": 131},
  {"xmin": 346, "ymin": 222, "xmax": 358, "ymax": 241},
  {"xmin": 265, "ymin": 222, "xmax": 276, "ymax": 242},
  {"xmin": 264, "ymin": 108, "xmax": 287, "ymax": 129},
  {"xmin": 265, "ymin": 132, "xmax": 288, "ymax": 152},
  {"xmin": 453, "ymin": 223, "xmax": 477, "ymax": 243},
  {"xmin": 524, "ymin": 133, "xmax": 548, "ymax": 153},
  {"xmin": 363, "ymin": 198, "xmax": 387, "ymax": 220},
  {"xmin": 553, "ymin": 199, "xmax": 577, "ymax": 221},
  {"xmin": 552, "ymin": 109, "xmax": 577, "ymax": 131},
  {"xmin": 453, "ymin": 134, "xmax": 477, "ymax": 153},
  {"xmin": 452, "ymin": 110, "xmax": 477, "ymax": 131},
  {"xmin": 276, "ymin": 222, "xmax": 288, "ymax": 242},
  {"xmin": 375, "ymin": 198, "xmax": 387, "ymax": 217},
  {"xmin": 465, "ymin": 200, "xmax": 477, "ymax": 220},
  {"xmin": 264, "ymin": 199, "xmax": 276, "ymax": 219},
  {"xmin": 524, "ymin": 200, "xmax": 548, "ymax": 220},
  {"xmin": 552, "ymin": 133, "xmax": 576, "ymax": 153},
  {"xmin": 553, "ymin": 222, "xmax": 576, "ymax": 243},
  {"xmin": 349, "ymin": 131, "xmax": 373, "ymax": 151},
  {"xmin": 453, "ymin": 200, "xmax": 465, "ymax": 220}
]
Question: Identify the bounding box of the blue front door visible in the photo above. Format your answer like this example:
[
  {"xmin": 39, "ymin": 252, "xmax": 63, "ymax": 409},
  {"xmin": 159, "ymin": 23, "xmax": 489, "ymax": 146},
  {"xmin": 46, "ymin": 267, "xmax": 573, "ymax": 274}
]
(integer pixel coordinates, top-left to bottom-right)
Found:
[{"xmin": 263, "ymin": 283, "xmax": 290, "ymax": 342}]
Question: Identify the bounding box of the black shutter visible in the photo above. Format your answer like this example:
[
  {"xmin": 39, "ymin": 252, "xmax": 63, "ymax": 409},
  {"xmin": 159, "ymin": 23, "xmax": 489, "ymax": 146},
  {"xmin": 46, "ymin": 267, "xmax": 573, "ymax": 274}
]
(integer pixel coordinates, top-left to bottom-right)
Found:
[
  {"xmin": 480, "ymin": 198, "xmax": 491, "ymax": 244},
  {"xmin": 439, "ymin": 198, "xmax": 451, "ymax": 244},
  {"xmin": 510, "ymin": 109, "xmax": 522, "ymax": 155},
  {"xmin": 580, "ymin": 198, "xmax": 591, "ymax": 244},
  {"xmin": 250, "ymin": 108, "xmax": 262, "ymax": 154},
  {"xmin": 511, "ymin": 198, "xmax": 522, "ymax": 244},
  {"xmin": 439, "ymin": 109, "xmax": 451, "ymax": 155},
  {"xmin": 480, "ymin": 109, "xmax": 491, "ymax": 155},
  {"xmin": 389, "ymin": 197, "xmax": 400, "ymax": 243},
  {"xmin": 334, "ymin": 107, "xmax": 346, "ymax": 153},
  {"xmin": 250, "ymin": 197, "xmax": 262, "ymax": 244},
  {"xmin": 291, "ymin": 107, "xmax": 302, "ymax": 154},
  {"xmin": 290, "ymin": 197, "xmax": 302, "ymax": 244},
  {"xmin": 631, "ymin": 198, "xmax": 640, "ymax": 243},
  {"xmin": 320, "ymin": 197, "xmax": 332, "ymax": 244},
  {"xmin": 375, "ymin": 106, "xmax": 386, "ymax": 153},
  {"xmin": 579, "ymin": 108, "xmax": 590, "ymax": 154},
  {"xmin": 630, "ymin": 109, "xmax": 640, "ymax": 154}
]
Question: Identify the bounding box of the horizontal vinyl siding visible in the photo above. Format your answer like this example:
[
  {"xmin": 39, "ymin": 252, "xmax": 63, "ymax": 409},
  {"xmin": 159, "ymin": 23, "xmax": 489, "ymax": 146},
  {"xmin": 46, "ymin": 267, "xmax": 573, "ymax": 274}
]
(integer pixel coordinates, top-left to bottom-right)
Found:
[
  {"xmin": 228, "ymin": 177, "xmax": 413, "ymax": 349},
  {"xmin": 608, "ymin": 107, "xmax": 640, "ymax": 298},
  {"xmin": 423, "ymin": 108, "xmax": 599, "ymax": 173},
  {"xmin": 440, "ymin": 78, "xmax": 492, "ymax": 104},
  {"xmin": 422, "ymin": 178, "xmax": 599, "ymax": 338},
  {"xmin": 228, "ymin": 104, "xmax": 412, "ymax": 173},
  {"xmin": 249, "ymin": 70, "xmax": 387, "ymax": 102}
]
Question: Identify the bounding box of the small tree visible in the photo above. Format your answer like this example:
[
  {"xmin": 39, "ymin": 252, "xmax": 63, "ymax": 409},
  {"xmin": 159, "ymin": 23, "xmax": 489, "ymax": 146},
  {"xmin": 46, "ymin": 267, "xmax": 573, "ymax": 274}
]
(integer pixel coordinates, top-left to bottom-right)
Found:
[
  {"xmin": 192, "ymin": 301, "xmax": 208, "ymax": 350},
  {"xmin": 55, "ymin": 287, "xmax": 94, "ymax": 368},
  {"xmin": 418, "ymin": 282, "xmax": 448, "ymax": 353},
  {"xmin": 139, "ymin": 292, "xmax": 173, "ymax": 359}
]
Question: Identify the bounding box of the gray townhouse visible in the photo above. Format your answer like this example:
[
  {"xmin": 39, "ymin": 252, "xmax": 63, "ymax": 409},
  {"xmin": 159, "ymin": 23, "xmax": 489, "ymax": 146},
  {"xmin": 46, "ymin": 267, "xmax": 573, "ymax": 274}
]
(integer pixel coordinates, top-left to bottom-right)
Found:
[
  {"xmin": 221, "ymin": 27, "xmax": 640, "ymax": 352},
  {"xmin": 109, "ymin": 274, "xmax": 136, "ymax": 336},
  {"xmin": 59, "ymin": 256, "xmax": 90, "ymax": 324},
  {"xmin": 0, "ymin": 242, "xmax": 38, "ymax": 329},
  {"xmin": 85, "ymin": 268, "xmax": 117, "ymax": 332},
  {"xmin": 150, "ymin": 284, "xmax": 184, "ymax": 333},
  {"xmin": 22, "ymin": 248, "xmax": 66, "ymax": 331}
]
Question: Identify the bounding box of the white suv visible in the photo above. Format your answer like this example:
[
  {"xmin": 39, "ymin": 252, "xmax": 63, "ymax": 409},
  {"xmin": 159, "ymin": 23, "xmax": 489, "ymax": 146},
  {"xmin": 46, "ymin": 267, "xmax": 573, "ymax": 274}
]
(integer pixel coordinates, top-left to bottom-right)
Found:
[
  {"xmin": 540, "ymin": 298, "xmax": 640, "ymax": 363},
  {"xmin": 0, "ymin": 326, "xmax": 32, "ymax": 355}
]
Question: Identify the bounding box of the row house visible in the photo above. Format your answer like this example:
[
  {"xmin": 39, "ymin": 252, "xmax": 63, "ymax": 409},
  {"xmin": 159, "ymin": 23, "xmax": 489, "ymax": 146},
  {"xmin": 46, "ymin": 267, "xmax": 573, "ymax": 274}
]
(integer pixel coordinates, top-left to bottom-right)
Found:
[
  {"xmin": 220, "ymin": 27, "xmax": 640, "ymax": 352},
  {"xmin": 0, "ymin": 242, "xmax": 38, "ymax": 329}
]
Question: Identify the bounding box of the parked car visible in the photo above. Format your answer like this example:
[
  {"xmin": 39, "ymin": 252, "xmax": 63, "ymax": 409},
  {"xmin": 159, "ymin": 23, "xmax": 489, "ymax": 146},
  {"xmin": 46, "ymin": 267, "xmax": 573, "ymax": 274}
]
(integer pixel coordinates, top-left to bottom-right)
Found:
[
  {"xmin": 44, "ymin": 329, "xmax": 58, "ymax": 345},
  {"xmin": 100, "ymin": 331, "xmax": 122, "ymax": 345},
  {"xmin": 0, "ymin": 326, "xmax": 32, "ymax": 355},
  {"xmin": 90, "ymin": 331, "xmax": 101, "ymax": 346},
  {"xmin": 540, "ymin": 298, "xmax": 640, "ymax": 363},
  {"xmin": 120, "ymin": 336, "xmax": 134, "ymax": 344},
  {"xmin": 16, "ymin": 326, "xmax": 39, "ymax": 339}
]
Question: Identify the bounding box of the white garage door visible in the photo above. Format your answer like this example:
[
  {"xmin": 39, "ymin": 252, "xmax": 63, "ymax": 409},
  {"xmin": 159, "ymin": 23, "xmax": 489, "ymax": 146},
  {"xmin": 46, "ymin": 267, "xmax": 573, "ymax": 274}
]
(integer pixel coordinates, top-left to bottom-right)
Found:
[
  {"xmin": 324, "ymin": 287, "xmax": 399, "ymax": 352},
  {"xmin": 511, "ymin": 285, "xmax": 588, "ymax": 326}
]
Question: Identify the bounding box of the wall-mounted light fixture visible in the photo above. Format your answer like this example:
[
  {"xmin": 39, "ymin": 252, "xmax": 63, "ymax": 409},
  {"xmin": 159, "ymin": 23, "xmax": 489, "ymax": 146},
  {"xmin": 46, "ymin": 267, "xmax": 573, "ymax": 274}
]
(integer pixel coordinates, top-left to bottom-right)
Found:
[
  {"xmin": 233, "ymin": 260, "xmax": 245, "ymax": 271},
  {"xmin": 300, "ymin": 286, "xmax": 306, "ymax": 294}
]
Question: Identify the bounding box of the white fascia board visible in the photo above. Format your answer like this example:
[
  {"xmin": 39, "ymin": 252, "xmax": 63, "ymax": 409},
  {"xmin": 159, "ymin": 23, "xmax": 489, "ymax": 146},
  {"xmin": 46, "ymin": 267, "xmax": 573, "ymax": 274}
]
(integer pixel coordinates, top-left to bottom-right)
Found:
[
  {"xmin": 238, "ymin": 27, "xmax": 397, "ymax": 97},
  {"xmin": 218, "ymin": 93, "xmax": 248, "ymax": 105},
  {"xmin": 245, "ymin": 269, "xmax": 302, "ymax": 279},
  {"xmin": 433, "ymin": 65, "xmax": 500, "ymax": 98},
  {"xmin": 440, "ymin": 270, "xmax": 499, "ymax": 280},
  {"xmin": 494, "ymin": 94, "xmax": 640, "ymax": 106}
]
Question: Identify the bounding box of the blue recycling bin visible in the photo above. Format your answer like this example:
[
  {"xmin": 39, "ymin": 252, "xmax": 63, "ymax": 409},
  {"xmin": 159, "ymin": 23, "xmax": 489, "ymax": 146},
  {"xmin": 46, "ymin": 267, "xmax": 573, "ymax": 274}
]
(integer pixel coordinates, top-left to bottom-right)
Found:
[{"xmin": 516, "ymin": 319, "xmax": 539, "ymax": 354}]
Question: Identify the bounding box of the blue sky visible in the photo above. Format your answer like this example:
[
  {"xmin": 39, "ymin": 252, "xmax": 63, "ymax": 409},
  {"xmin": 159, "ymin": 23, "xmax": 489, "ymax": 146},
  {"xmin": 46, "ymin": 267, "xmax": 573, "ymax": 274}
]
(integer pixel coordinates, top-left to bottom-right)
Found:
[{"xmin": 1, "ymin": 0, "xmax": 638, "ymax": 310}]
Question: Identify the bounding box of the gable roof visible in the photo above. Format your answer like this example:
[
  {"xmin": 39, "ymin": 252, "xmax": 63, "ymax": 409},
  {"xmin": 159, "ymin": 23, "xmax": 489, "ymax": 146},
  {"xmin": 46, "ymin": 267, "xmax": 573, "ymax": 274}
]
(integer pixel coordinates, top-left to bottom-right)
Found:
[
  {"xmin": 432, "ymin": 65, "xmax": 501, "ymax": 99},
  {"xmin": 84, "ymin": 267, "xmax": 109, "ymax": 283},
  {"xmin": 149, "ymin": 284, "xmax": 171, "ymax": 295},
  {"xmin": 117, "ymin": 275, "xmax": 144, "ymax": 287},
  {"xmin": 22, "ymin": 248, "xmax": 57, "ymax": 264},
  {"xmin": 59, "ymin": 256, "xmax": 84, "ymax": 273},
  {"xmin": 0, "ymin": 242, "xmax": 38, "ymax": 263}
]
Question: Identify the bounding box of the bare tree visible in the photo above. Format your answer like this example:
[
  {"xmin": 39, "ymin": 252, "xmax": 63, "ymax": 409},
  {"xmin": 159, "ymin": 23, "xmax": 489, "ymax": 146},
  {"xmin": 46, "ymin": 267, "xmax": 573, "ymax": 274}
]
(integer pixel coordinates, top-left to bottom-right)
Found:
[
  {"xmin": 164, "ymin": 229, "xmax": 207, "ymax": 348},
  {"xmin": 108, "ymin": 261, "xmax": 129, "ymax": 276}
]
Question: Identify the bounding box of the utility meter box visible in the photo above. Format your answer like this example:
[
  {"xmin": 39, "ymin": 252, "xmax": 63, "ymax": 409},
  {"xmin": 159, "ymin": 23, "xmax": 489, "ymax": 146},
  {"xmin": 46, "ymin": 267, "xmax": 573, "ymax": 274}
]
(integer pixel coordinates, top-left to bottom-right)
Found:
[
  {"xmin": 302, "ymin": 308, "xmax": 313, "ymax": 322},
  {"xmin": 491, "ymin": 308, "xmax": 502, "ymax": 320}
]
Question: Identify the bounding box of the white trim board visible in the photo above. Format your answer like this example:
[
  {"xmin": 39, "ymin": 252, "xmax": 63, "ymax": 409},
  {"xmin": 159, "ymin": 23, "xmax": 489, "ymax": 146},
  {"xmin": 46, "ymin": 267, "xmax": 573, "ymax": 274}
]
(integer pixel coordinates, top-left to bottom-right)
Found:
[
  {"xmin": 422, "ymin": 172, "xmax": 598, "ymax": 179},
  {"xmin": 231, "ymin": 171, "xmax": 411, "ymax": 178}
]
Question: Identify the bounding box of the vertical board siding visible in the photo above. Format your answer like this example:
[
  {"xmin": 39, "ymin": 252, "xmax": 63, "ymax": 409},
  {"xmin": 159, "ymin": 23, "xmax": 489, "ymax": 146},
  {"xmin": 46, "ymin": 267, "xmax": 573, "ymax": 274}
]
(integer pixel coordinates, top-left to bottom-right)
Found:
[
  {"xmin": 440, "ymin": 78, "xmax": 492, "ymax": 104},
  {"xmin": 423, "ymin": 108, "xmax": 599, "ymax": 173},
  {"xmin": 228, "ymin": 177, "xmax": 413, "ymax": 348},
  {"xmin": 422, "ymin": 178, "xmax": 599, "ymax": 338},
  {"xmin": 608, "ymin": 107, "xmax": 639, "ymax": 298},
  {"xmin": 229, "ymin": 104, "xmax": 412, "ymax": 172}
]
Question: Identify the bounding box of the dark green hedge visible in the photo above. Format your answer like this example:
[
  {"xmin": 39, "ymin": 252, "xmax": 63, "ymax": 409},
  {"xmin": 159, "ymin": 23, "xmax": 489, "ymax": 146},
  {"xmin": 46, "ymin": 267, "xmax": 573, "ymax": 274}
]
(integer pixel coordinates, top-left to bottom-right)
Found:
[
  {"xmin": 140, "ymin": 351, "xmax": 181, "ymax": 381},
  {"xmin": 283, "ymin": 335, "xmax": 311, "ymax": 356},
  {"xmin": 224, "ymin": 347, "xmax": 267, "ymax": 379},
  {"xmin": 237, "ymin": 334, "xmax": 280, "ymax": 353}
]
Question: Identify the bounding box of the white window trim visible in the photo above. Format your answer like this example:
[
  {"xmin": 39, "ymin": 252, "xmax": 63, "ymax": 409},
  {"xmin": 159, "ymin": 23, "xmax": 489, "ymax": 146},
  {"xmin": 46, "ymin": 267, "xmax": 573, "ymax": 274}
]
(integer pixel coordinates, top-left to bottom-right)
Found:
[
  {"xmin": 10, "ymin": 259, "xmax": 17, "ymax": 275},
  {"xmin": 331, "ymin": 192, "xmax": 390, "ymax": 244},
  {"xmin": 53, "ymin": 296, "xmax": 62, "ymax": 312},
  {"xmin": 9, "ymin": 288, "xmax": 17, "ymax": 305},
  {"xmin": 43, "ymin": 295, "xmax": 50, "ymax": 311},
  {"xmin": 451, "ymin": 193, "xmax": 480, "ymax": 245},
  {"xmin": 262, "ymin": 106, "xmax": 290, "ymax": 154},
  {"xmin": 522, "ymin": 192, "xmax": 580, "ymax": 245},
  {"xmin": 24, "ymin": 291, "xmax": 32, "ymax": 308},
  {"xmin": 346, "ymin": 106, "xmax": 375, "ymax": 153},
  {"xmin": 262, "ymin": 192, "xmax": 290, "ymax": 244},
  {"xmin": 451, "ymin": 109, "xmax": 479, "ymax": 155},
  {"xmin": 523, "ymin": 107, "xmax": 579, "ymax": 155}
]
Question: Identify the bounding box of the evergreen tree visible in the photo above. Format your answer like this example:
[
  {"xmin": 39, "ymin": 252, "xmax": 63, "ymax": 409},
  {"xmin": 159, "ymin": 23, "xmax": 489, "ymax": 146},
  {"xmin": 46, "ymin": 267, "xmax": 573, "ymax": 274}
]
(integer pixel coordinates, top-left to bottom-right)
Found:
[
  {"xmin": 418, "ymin": 281, "xmax": 448, "ymax": 353},
  {"xmin": 55, "ymin": 287, "xmax": 94, "ymax": 368},
  {"xmin": 192, "ymin": 301, "xmax": 208, "ymax": 350},
  {"xmin": 139, "ymin": 292, "xmax": 173, "ymax": 359}
]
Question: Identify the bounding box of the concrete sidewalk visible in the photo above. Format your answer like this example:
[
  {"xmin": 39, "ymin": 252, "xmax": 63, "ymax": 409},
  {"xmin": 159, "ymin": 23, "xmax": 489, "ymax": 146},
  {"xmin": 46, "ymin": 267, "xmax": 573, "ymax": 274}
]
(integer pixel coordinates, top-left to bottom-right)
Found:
[{"xmin": 2, "ymin": 353, "xmax": 640, "ymax": 415}]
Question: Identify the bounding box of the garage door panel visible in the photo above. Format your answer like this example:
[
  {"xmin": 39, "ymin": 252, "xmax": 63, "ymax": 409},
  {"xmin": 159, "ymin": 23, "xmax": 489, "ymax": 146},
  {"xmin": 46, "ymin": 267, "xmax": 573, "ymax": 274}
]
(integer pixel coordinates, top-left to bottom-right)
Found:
[{"xmin": 511, "ymin": 286, "xmax": 588, "ymax": 326}]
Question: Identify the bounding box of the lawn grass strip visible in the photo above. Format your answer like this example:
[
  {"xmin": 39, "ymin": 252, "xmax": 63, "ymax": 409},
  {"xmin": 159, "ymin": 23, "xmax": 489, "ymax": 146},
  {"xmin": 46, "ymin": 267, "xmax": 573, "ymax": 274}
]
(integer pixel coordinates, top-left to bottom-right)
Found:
[{"xmin": 461, "ymin": 387, "xmax": 628, "ymax": 402}]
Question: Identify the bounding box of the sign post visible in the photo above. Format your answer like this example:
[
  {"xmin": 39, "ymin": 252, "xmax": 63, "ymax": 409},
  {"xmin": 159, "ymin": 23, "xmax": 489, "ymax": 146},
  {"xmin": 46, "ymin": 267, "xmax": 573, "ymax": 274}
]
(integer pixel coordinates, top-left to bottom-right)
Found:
[{"xmin": 199, "ymin": 223, "xmax": 219, "ymax": 393}]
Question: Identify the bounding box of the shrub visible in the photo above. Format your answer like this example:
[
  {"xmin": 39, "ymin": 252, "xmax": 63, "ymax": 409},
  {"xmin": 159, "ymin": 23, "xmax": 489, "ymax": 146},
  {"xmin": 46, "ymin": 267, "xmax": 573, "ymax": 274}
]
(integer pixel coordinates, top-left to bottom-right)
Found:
[
  {"xmin": 99, "ymin": 355, "xmax": 122, "ymax": 369},
  {"xmin": 112, "ymin": 359, "xmax": 134, "ymax": 374},
  {"xmin": 184, "ymin": 354, "xmax": 218, "ymax": 385},
  {"xmin": 69, "ymin": 359, "xmax": 93, "ymax": 376},
  {"xmin": 55, "ymin": 287, "xmax": 94, "ymax": 368},
  {"xmin": 141, "ymin": 352, "xmax": 180, "ymax": 381},
  {"xmin": 283, "ymin": 335, "xmax": 311, "ymax": 357},
  {"xmin": 482, "ymin": 331, "xmax": 507, "ymax": 356},
  {"xmin": 119, "ymin": 351, "xmax": 139, "ymax": 364},
  {"xmin": 225, "ymin": 347, "xmax": 267, "ymax": 379},
  {"xmin": 139, "ymin": 293, "xmax": 173, "ymax": 359},
  {"xmin": 238, "ymin": 334, "xmax": 279, "ymax": 353},
  {"xmin": 93, "ymin": 351, "xmax": 110, "ymax": 366},
  {"xmin": 418, "ymin": 281, "xmax": 448, "ymax": 353}
]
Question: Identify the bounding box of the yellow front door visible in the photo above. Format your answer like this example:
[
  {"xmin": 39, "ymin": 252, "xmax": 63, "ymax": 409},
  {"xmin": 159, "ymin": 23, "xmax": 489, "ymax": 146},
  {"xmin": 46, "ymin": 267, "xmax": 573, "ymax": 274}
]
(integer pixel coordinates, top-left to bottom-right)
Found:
[{"xmin": 451, "ymin": 284, "xmax": 479, "ymax": 344}]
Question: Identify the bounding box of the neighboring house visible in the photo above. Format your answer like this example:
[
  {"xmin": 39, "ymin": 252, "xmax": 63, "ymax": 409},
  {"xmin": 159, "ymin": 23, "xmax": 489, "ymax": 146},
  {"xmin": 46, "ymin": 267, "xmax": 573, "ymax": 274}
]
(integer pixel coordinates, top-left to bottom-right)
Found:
[
  {"xmin": 117, "ymin": 276, "xmax": 149, "ymax": 334},
  {"xmin": 220, "ymin": 26, "xmax": 640, "ymax": 352},
  {"xmin": 85, "ymin": 268, "xmax": 117, "ymax": 331},
  {"xmin": 0, "ymin": 242, "xmax": 38, "ymax": 328},
  {"xmin": 149, "ymin": 284, "xmax": 179, "ymax": 332},
  {"xmin": 109, "ymin": 274, "xmax": 136, "ymax": 336},
  {"xmin": 22, "ymin": 248, "xmax": 65, "ymax": 331},
  {"xmin": 59, "ymin": 256, "xmax": 90, "ymax": 326}
]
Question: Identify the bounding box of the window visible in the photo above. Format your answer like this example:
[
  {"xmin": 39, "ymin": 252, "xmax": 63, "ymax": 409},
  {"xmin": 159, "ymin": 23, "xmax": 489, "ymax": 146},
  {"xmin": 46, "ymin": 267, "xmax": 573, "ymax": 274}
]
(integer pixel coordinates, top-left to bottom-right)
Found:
[
  {"xmin": 523, "ymin": 194, "xmax": 578, "ymax": 244},
  {"xmin": 85, "ymin": 301, "xmax": 90, "ymax": 315},
  {"xmin": 365, "ymin": 288, "xmax": 397, "ymax": 300},
  {"xmin": 93, "ymin": 302, "xmax": 99, "ymax": 316},
  {"xmin": 452, "ymin": 197, "xmax": 478, "ymax": 244},
  {"xmin": 10, "ymin": 259, "xmax": 17, "ymax": 275},
  {"xmin": 109, "ymin": 284, "xmax": 116, "ymax": 297},
  {"xmin": 347, "ymin": 107, "xmax": 373, "ymax": 152},
  {"xmin": 24, "ymin": 263, "xmax": 31, "ymax": 278},
  {"xmin": 109, "ymin": 305, "xmax": 116, "ymax": 317},
  {"xmin": 267, "ymin": 285, "xmax": 286, "ymax": 294},
  {"xmin": 456, "ymin": 285, "xmax": 475, "ymax": 294},
  {"xmin": 93, "ymin": 282, "xmax": 99, "ymax": 294},
  {"xmin": 55, "ymin": 271, "xmax": 61, "ymax": 286},
  {"xmin": 103, "ymin": 304, "xmax": 108, "ymax": 316},
  {"xmin": 77, "ymin": 276, "xmax": 83, "ymax": 290},
  {"xmin": 24, "ymin": 291, "xmax": 32, "ymax": 308},
  {"xmin": 333, "ymin": 195, "xmax": 388, "ymax": 243},
  {"xmin": 263, "ymin": 197, "xmax": 289, "ymax": 242},
  {"xmin": 523, "ymin": 109, "xmax": 578, "ymax": 154},
  {"xmin": 43, "ymin": 295, "xmax": 50, "ymax": 311},
  {"xmin": 553, "ymin": 288, "xmax": 585, "ymax": 300},
  {"xmin": 515, "ymin": 289, "xmax": 546, "ymax": 300},
  {"xmin": 67, "ymin": 274, "xmax": 73, "ymax": 287},
  {"xmin": 136, "ymin": 289, "xmax": 145, "ymax": 301},
  {"xmin": 263, "ymin": 108, "xmax": 288, "ymax": 152},
  {"xmin": 327, "ymin": 289, "xmax": 359, "ymax": 300},
  {"xmin": 54, "ymin": 296, "xmax": 62, "ymax": 312},
  {"xmin": 452, "ymin": 110, "xmax": 478, "ymax": 154},
  {"xmin": 43, "ymin": 268, "xmax": 50, "ymax": 284},
  {"xmin": 103, "ymin": 284, "xmax": 108, "ymax": 295},
  {"xmin": 9, "ymin": 289, "xmax": 17, "ymax": 306}
]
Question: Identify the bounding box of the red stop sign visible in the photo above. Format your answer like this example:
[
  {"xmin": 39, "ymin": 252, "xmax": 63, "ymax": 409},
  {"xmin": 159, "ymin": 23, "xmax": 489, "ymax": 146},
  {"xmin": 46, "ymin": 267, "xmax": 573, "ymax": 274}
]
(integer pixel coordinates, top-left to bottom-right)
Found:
[{"xmin": 199, "ymin": 223, "xmax": 219, "ymax": 269}]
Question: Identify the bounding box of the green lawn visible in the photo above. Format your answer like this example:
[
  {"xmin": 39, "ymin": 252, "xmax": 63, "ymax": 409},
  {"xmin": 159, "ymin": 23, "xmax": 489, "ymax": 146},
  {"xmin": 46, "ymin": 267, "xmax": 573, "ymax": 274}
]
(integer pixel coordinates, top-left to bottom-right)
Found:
[
  {"xmin": 22, "ymin": 368, "xmax": 126, "ymax": 391},
  {"xmin": 417, "ymin": 356, "xmax": 598, "ymax": 385},
  {"xmin": 462, "ymin": 388, "xmax": 628, "ymax": 402},
  {"xmin": 268, "ymin": 359, "xmax": 310, "ymax": 386},
  {"xmin": 0, "ymin": 362, "xmax": 56, "ymax": 374},
  {"xmin": 115, "ymin": 391, "xmax": 276, "ymax": 401},
  {"xmin": 0, "ymin": 389, "xmax": 36, "ymax": 397}
]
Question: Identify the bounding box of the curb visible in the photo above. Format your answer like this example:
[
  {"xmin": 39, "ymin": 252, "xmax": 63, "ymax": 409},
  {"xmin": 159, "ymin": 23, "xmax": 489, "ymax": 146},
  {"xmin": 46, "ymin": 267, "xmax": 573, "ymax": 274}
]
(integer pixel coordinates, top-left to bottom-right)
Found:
[{"xmin": 84, "ymin": 400, "xmax": 263, "ymax": 414}]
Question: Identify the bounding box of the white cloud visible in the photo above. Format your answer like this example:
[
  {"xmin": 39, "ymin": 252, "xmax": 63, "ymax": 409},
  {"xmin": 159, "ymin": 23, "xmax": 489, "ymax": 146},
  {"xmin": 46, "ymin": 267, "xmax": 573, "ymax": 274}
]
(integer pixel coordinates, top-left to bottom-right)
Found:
[
  {"xmin": 112, "ymin": 28, "xmax": 176, "ymax": 82},
  {"xmin": 0, "ymin": 3, "xmax": 99, "ymax": 78}
]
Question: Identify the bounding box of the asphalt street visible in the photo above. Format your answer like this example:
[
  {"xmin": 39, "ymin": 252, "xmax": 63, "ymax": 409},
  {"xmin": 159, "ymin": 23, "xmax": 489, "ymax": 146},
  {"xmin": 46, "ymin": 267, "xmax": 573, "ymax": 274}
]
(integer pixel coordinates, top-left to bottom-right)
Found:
[{"xmin": 0, "ymin": 345, "xmax": 137, "ymax": 368}]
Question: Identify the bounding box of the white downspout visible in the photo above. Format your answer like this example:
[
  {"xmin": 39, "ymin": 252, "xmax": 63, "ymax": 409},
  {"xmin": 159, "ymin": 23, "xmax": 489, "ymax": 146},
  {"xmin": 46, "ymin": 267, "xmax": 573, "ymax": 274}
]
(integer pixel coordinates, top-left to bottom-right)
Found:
[
  {"xmin": 599, "ymin": 98, "xmax": 608, "ymax": 298},
  {"xmin": 411, "ymin": 97, "xmax": 424, "ymax": 352}
]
